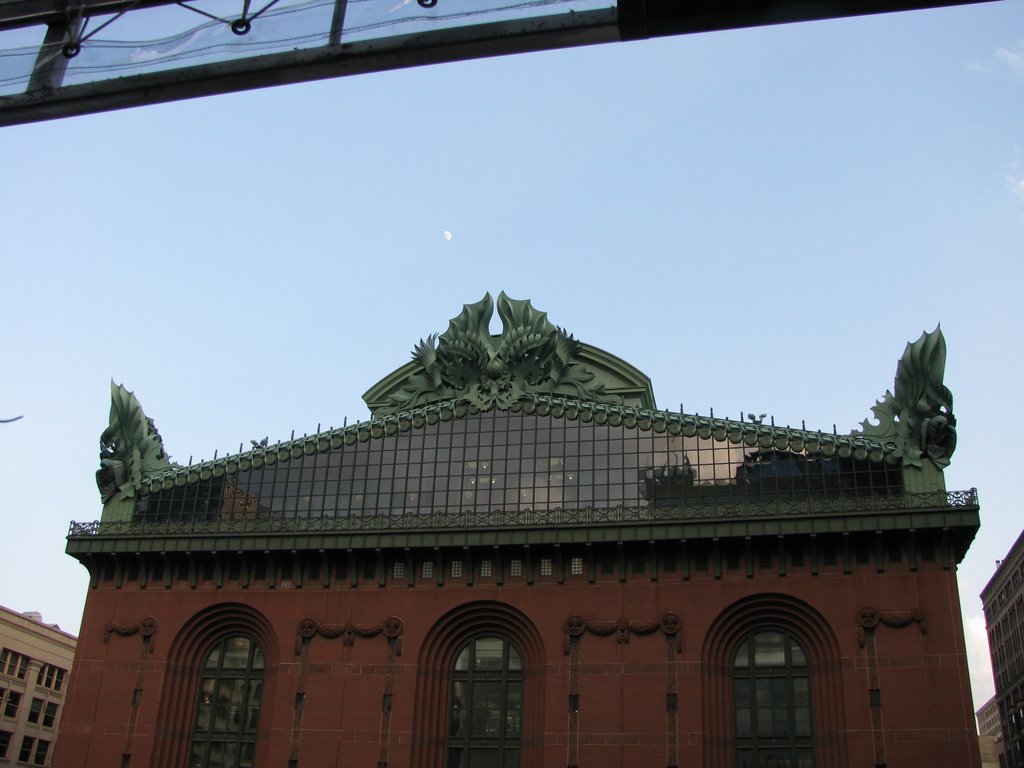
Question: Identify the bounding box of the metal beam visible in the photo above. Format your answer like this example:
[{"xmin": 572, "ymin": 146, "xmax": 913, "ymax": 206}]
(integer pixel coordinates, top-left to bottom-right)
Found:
[{"xmin": 0, "ymin": 0, "xmax": 996, "ymax": 127}]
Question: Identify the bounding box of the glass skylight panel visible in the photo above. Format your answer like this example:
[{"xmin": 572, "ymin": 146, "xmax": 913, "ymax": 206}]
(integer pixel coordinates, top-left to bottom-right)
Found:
[{"xmin": 342, "ymin": 0, "xmax": 615, "ymax": 45}]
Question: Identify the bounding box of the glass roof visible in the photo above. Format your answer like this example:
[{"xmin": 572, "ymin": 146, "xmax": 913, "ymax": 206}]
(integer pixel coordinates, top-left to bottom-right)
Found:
[
  {"xmin": 0, "ymin": 0, "xmax": 613, "ymax": 96},
  {"xmin": 136, "ymin": 409, "xmax": 902, "ymax": 523}
]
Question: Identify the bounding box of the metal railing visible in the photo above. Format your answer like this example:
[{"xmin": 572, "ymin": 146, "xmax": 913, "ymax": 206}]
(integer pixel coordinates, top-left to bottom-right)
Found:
[{"xmin": 69, "ymin": 488, "xmax": 978, "ymax": 538}]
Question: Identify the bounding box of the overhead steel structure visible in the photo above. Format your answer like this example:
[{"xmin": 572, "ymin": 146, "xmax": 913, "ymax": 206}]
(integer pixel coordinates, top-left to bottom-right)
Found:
[{"xmin": 0, "ymin": 0, "xmax": 994, "ymax": 126}]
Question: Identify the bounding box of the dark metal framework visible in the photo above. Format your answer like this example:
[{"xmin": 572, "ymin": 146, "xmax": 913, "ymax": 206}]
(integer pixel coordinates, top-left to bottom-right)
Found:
[
  {"xmin": 447, "ymin": 636, "xmax": 523, "ymax": 768},
  {"xmin": 188, "ymin": 635, "xmax": 264, "ymax": 768},
  {"xmin": 131, "ymin": 411, "xmax": 905, "ymax": 525},
  {"xmin": 733, "ymin": 630, "xmax": 814, "ymax": 768},
  {"xmin": 0, "ymin": 0, "xmax": 994, "ymax": 125}
]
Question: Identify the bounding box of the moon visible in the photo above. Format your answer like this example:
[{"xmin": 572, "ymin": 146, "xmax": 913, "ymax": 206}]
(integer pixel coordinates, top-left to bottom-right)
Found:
[{"xmin": 443, "ymin": 230, "xmax": 452, "ymax": 241}]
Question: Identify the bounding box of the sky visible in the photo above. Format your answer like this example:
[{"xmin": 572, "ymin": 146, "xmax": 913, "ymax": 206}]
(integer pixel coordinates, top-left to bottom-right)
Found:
[{"xmin": 1, "ymin": 0, "xmax": 1022, "ymax": 714}]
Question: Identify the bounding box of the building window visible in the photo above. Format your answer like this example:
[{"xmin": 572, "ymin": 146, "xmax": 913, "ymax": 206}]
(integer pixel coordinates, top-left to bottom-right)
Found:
[
  {"xmin": 479, "ymin": 560, "xmax": 493, "ymax": 578},
  {"xmin": 447, "ymin": 636, "xmax": 522, "ymax": 768},
  {"xmin": 0, "ymin": 650, "xmax": 29, "ymax": 680},
  {"xmin": 28, "ymin": 697, "xmax": 43, "ymax": 724},
  {"xmin": 32, "ymin": 738, "xmax": 49, "ymax": 766},
  {"xmin": 189, "ymin": 636, "xmax": 264, "ymax": 768},
  {"xmin": 19, "ymin": 736, "xmax": 35, "ymax": 763},
  {"xmin": 733, "ymin": 631, "xmax": 814, "ymax": 768},
  {"xmin": 36, "ymin": 664, "xmax": 66, "ymax": 692},
  {"xmin": 421, "ymin": 561, "xmax": 434, "ymax": 580},
  {"xmin": 570, "ymin": 557, "xmax": 584, "ymax": 576},
  {"xmin": 509, "ymin": 559, "xmax": 522, "ymax": 577},
  {"xmin": 43, "ymin": 702, "xmax": 58, "ymax": 728},
  {"xmin": 393, "ymin": 561, "xmax": 405, "ymax": 580},
  {"xmin": 3, "ymin": 691, "xmax": 21, "ymax": 719},
  {"xmin": 539, "ymin": 558, "xmax": 552, "ymax": 576},
  {"xmin": 0, "ymin": 729, "xmax": 10, "ymax": 759},
  {"xmin": 451, "ymin": 560, "xmax": 463, "ymax": 579}
]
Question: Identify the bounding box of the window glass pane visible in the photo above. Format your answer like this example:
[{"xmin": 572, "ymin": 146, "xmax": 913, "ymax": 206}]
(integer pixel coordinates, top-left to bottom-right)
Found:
[
  {"xmin": 795, "ymin": 706, "xmax": 812, "ymax": 738},
  {"xmin": 204, "ymin": 645, "xmax": 221, "ymax": 670},
  {"xmin": 474, "ymin": 638, "xmax": 504, "ymax": 671},
  {"xmin": 471, "ymin": 682, "xmax": 503, "ymax": 737},
  {"xmin": 222, "ymin": 637, "xmax": 252, "ymax": 669},
  {"xmin": 450, "ymin": 681, "xmax": 467, "ymax": 736},
  {"xmin": 734, "ymin": 640, "xmax": 749, "ymax": 667},
  {"xmin": 735, "ymin": 708, "xmax": 752, "ymax": 738},
  {"xmin": 792, "ymin": 677, "xmax": 809, "ymax": 706},
  {"xmin": 756, "ymin": 748, "xmax": 793, "ymax": 767},
  {"xmin": 507, "ymin": 647, "xmax": 522, "ymax": 672},
  {"xmin": 753, "ymin": 632, "xmax": 786, "ymax": 667},
  {"xmin": 790, "ymin": 640, "xmax": 807, "ymax": 667},
  {"xmin": 239, "ymin": 741, "xmax": 256, "ymax": 768},
  {"xmin": 469, "ymin": 748, "xmax": 502, "ymax": 768},
  {"xmin": 506, "ymin": 683, "xmax": 522, "ymax": 738},
  {"xmin": 189, "ymin": 741, "xmax": 206, "ymax": 768},
  {"xmin": 4, "ymin": 691, "xmax": 21, "ymax": 718},
  {"xmin": 206, "ymin": 741, "xmax": 225, "ymax": 768}
]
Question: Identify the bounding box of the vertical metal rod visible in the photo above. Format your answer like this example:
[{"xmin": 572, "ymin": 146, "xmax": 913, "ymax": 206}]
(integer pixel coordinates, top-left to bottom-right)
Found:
[
  {"xmin": 329, "ymin": 0, "xmax": 348, "ymax": 45},
  {"xmin": 29, "ymin": 21, "xmax": 73, "ymax": 92}
]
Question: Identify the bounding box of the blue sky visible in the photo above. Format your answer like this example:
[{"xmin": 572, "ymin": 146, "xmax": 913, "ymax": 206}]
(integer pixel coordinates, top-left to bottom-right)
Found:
[{"xmin": 1, "ymin": 0, "xmax": 1022, "ymax": 711}]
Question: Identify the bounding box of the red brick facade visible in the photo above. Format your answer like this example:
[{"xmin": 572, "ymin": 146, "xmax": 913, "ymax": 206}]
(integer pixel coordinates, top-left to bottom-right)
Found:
[{"xmin": 55, "ymin": 538, "xmax": 980, "ymax": 767}]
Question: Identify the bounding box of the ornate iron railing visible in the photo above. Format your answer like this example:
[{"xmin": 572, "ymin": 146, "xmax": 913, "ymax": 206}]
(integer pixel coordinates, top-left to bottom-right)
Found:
[{"xmin": 68, "ymin": 489, "xmax": 978, "ymax": 538}]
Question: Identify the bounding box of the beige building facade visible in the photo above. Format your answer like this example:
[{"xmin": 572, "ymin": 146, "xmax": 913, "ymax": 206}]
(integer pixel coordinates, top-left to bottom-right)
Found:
[
  {"xmin": 978, "ymin": 695, "xmax": 1005, "ymax": 768},
  {"xmin": 0, "ymin": 605, "xmax": 76, "ymax": 767}
]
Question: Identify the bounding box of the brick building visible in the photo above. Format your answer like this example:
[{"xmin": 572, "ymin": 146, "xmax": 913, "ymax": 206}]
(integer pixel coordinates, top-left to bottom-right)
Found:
[
  {"xmin": 0, "ymin": 605, "xmax": 76, "ymax": 767},
  {"xmin": 56, "ymin": 294, "xmax": 980, "ymax": 768}
]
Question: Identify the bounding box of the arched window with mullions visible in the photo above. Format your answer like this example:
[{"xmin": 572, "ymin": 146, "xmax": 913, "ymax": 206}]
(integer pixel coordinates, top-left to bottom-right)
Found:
[
  {"xmin": 733, "ymin": 630, "xmax": 814, "ymax": 768},
  {"xmin": 188, "ymin": 635, "xmax": 264, "ymax": 768},
  {"xmin": 447, "ymin": 636, "xmax": 523, "ymax": 768}
]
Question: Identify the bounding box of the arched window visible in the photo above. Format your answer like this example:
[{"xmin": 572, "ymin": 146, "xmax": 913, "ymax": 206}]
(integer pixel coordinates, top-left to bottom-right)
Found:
[
  {"xmin": 188, "ymin": 635, "xmax": 264, "ymax": 768},
  {"xmin": 733, "ymin": 630, "xmax": 814, "ymax": 768},
  {"xmin": 447, "ymin": 636, "xmax": 523, "ymax": 768}
]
